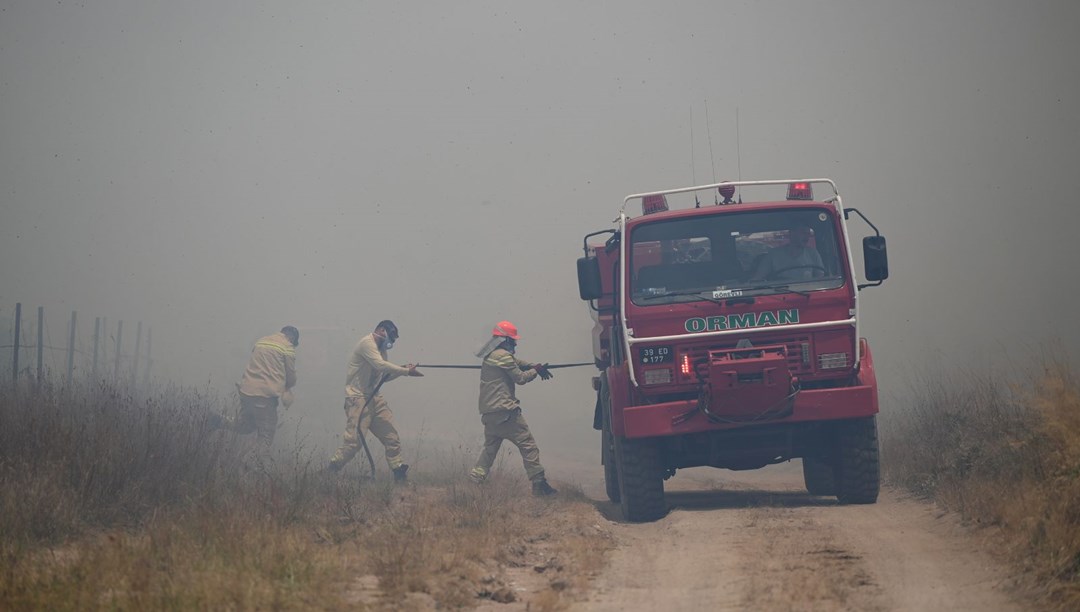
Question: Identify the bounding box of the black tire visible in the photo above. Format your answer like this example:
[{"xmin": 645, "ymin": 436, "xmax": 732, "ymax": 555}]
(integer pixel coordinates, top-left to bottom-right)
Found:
[
  {"xmin": 615, "ymin": 436, "xmax": 667, "ymax": 522},
  {"xmin": 835, "ymin": 416, "xmax": 880, "ymax": 504},
  {"xmin": 802, "ymin": 456, "xmax": 837, "ymax": 496},
  {"xmin": 600, "ymin": 375, "xmax": 620, "ymax": 503}
]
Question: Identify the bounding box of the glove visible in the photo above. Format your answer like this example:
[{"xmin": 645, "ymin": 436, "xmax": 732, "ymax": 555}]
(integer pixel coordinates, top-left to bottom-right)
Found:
[
  {"xmin": 535, "ymin": 364, "xmax": 554, "ymax": 380},
  {"xmin": 406, "ymin": 364, "xmax": 424, "ymax": 377}
]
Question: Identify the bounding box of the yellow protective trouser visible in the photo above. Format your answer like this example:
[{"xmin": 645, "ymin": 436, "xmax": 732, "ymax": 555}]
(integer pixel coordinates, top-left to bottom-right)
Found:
[
  {"xmin": 473, "ymin": 408, "xmax": 545, "ymax": 482},
  {"xmin": 329, "ymin": 395, "xmax": 404, "ymax": 470},
  {"xmin": 228, "ymin": 394, "xmax": 279, "ymax": 451}
]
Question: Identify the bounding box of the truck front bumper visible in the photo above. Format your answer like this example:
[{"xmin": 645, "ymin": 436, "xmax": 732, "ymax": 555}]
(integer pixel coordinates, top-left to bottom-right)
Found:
[{"xmin": 621, "ymin": 383, "xmax": 878, "ymax": 439}]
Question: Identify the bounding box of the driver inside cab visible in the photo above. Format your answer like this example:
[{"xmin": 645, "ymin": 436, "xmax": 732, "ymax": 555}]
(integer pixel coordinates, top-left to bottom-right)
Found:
[{"xmin": 752, "ymin": 224, "xmax": 824, "ymax": 281}]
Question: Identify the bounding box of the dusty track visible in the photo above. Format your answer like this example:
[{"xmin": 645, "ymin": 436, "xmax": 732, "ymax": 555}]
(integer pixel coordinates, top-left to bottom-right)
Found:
[{"xmin": 573, "ymin": 462, "xmax": 1022, "ymax": 611}]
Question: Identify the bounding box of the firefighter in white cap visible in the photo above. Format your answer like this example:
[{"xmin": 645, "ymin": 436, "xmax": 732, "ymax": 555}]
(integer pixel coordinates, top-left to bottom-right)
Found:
[{"xmin": 469, "ymin": 321, "xmax": 557, "ymax": 496}]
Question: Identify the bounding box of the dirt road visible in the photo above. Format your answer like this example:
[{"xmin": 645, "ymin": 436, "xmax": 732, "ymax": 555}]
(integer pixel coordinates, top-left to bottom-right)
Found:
[{"xmin": 572, "ymin": 462, "xmax": 1023, "ymax": 611}]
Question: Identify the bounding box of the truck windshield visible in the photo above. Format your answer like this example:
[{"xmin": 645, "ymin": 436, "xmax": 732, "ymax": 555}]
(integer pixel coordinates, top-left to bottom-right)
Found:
[{"xmin": 630, "ymin": 207, "xmax": 846, "ymax": 305}]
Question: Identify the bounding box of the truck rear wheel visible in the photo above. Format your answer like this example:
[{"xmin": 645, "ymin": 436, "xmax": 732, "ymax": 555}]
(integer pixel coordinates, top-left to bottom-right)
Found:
[
  {"xmin": 600, "ymin": 381, "xmax": 621, "ymax": 503},
  {"xmin": 802, "ymin": 456, "xmax": 837, "ymax": 496},
  {"xmin": 615, "ymin": 436, "xmax": 666, "ymax": 522},
  {"xmin": 835, "ymin": 416, "xmax": 880, "ymax": 504}
]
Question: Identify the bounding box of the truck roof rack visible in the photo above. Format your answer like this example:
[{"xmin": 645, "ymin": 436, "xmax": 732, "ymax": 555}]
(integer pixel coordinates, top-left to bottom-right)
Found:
[{"xmin": 620, "ymin": 178, "xmax": 840, "ymax": 216}]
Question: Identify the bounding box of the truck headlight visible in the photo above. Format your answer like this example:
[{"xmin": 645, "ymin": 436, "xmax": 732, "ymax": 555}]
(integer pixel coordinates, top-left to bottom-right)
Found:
[
  {"xmin": 818, "ymin": 352, "xmax": 849, "ymax": 369},
  {"xmin": 643, "ymin": 368, "xmax": 673, "ymax": 385}
]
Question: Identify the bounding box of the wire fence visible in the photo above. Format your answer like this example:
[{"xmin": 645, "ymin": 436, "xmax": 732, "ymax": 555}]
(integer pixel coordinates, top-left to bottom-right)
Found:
[{"xmin": 1, "ymin": 302, "xmax": 154, "ymax": 390}]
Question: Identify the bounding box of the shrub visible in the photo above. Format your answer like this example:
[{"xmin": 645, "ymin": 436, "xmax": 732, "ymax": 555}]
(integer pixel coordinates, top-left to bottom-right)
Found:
[{"xmin": 882, "ymin": 357, "xmax": 1080, "ymax": 609}]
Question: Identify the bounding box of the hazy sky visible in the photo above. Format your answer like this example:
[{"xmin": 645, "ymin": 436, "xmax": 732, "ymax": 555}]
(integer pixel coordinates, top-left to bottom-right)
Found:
[{"xmin": 2, "ymin": 1, "xmax": 1079, "ymax": 457}]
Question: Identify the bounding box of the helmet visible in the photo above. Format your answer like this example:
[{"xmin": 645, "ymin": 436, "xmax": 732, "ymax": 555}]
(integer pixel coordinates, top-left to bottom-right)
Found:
[{"xmin": 491, "ymin": 320, "xmax": 520, "ymax": 340}]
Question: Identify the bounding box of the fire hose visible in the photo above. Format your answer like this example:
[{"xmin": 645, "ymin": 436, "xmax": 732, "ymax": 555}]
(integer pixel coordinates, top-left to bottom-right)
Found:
[
  {"xmin": 352, "ymin": 374, "xmax": 385, "ymax": 481},
  {"xmin": 352, "ymin": 362, "xmax": 591, "ymax": 480},
  {"xmin": 415, "ymin": 362, "xmax": 594, "ymax": 370}
]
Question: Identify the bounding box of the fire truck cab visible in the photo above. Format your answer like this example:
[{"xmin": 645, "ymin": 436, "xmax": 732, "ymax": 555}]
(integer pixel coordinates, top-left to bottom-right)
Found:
[{"xmin": 577, "ymin": 179, "xmax": 889, "ymax": 522}]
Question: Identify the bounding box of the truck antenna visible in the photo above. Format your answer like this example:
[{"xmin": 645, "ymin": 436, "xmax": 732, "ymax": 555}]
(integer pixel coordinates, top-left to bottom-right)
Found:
[
  {"xmin": 689, "ymin": 104, "xmax": 701, "ymax": 208},
  {"xmin": 736, "ymin": 106, "xmax": 743, "ymax": 204},
  {"xmin": 705, "ymin": 99, "xmax": 718, "ymax": 205}
]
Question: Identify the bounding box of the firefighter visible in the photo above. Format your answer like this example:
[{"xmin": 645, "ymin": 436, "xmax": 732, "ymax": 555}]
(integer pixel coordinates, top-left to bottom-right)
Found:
[
  {"xmin": 217, "ymin": 325, "xmax": 299, "ymax": 453},
  {"xmin": 752, "ymin": 223, "xmax": 825, "ymax": 281},
  {"xmin": 327, "ymin": 320, "xmax": 423, "ymax": 481},
  {"xmin": 469, "ymin": 321, "xmax": 557, "ymax": 496}
]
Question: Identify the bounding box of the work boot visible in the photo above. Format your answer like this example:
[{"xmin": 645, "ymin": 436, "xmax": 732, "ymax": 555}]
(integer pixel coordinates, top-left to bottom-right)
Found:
[
  {"xmin": 392, "ymin": 464, "xmax": 410, "ymax": 483},
  {"xmin": 326, "ymin": 460, "xmax": 344, "ymax": 474},
  {"xmin": 532, "ymin": 479, "xmax": 557, "ymax": 497},
  {"xmin": 468, "ymin": 467, "xmax": 487, "ymax": 484}
]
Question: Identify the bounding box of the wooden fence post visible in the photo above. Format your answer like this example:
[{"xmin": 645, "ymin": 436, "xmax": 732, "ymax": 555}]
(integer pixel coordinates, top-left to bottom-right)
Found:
[
  {"xmin": 114, "ymin": 320, "xmax": 123, "ymax": 379},
  {"xmin": 92, "ymin": 317, "xmax": 100, "ymax": 379},
  {"xmin": 12, "ymin": 303, "xmax": 21, "ymax": 382},
  {"xmin": 66, "ymin": 311, "xmax": 76, "ymax": 383},
  {"xmin": 37, "ymin": 306, "xmax": 44, "ymax": 389},
  {"xmin": 142, "ymin": 327, "xmax": 152, "ymax": 387},
  {"xmin": 132, "ymin": 321, "xmax": 142, "ymax": 387}
]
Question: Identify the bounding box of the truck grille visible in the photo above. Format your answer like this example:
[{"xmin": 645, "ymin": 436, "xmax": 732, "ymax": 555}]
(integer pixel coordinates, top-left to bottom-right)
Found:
[{"xmin": 687, "ymin": 335, "xmax": 811, "ymax": 377}]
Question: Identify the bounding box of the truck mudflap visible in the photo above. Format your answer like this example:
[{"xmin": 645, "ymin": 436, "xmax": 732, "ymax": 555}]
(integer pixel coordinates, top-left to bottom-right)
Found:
[
  {"xmin": 622, "ymin": 383, "xmax": 878, "ymax": 439},
  {"xmin": 672, "ymin": 344, "xmax": 798, "ymax": 426}
]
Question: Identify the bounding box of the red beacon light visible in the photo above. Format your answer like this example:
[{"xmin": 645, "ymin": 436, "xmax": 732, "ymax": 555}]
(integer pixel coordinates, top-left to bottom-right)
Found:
[
  {"xmin": 787, "ymin": 182, "xmax": 813, "ymax": 201},
  {"xmin": 717, "ymin": 183, "xmax": 736, "ymax": 205},
  {"xmin": 642, "ymin": 194, "xmax": 669, "ymax": 215}
]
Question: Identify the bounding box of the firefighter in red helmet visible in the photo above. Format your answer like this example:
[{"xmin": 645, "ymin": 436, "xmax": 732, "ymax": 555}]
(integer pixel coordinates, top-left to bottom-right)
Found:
[{"xmin": 470, "ymin": 321, "xmax": 557, "ymax": 496}]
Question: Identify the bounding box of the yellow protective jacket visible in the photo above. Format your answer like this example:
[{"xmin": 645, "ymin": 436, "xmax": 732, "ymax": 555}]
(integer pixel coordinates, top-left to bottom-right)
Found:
[
  {"xmin": 478, "ymin": 348, "xmax": 538, "ymax": 415},
  {"xmin": 345, "ymin": 333, "xmax": 410, "ymax": 397},
  {"xmin": 237, "ymin": 332, "xmax": 297, "ymax": 399}
]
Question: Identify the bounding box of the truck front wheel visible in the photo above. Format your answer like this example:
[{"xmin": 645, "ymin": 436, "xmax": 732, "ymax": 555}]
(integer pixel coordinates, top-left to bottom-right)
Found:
[
  {"xmin": 600, "ymin": 384, "xmax": 621, "ymax": 503},
  {"xmin": 835, "ymin": 416, "xmax": 880, "ymax": 504},
  {"xmin": 615, "ymin": 436, "xmax": 667, "ymax": 522},
  {"xmin": 802, "ymin": 456, "xmax": 837, "ymax": 496}
]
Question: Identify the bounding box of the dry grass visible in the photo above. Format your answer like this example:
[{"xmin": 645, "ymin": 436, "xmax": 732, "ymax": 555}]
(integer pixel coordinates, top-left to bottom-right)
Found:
[
  {"xmin": 0, "ymin": 379, "xmax": 611, "ymax": 610},
  {"xmin": 2, "ymin": 513, "xmax": 351, "ymax": 610},
  {"xmin": 882, "ymin": 355, "xmax": 1080, "ymax": 609},
  {"xmin": 740, "ymin": 510, "xmax": 883, "ymax": 611}
]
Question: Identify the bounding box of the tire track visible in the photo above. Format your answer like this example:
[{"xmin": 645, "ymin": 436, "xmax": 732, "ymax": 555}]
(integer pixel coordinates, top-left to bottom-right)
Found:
[{"xmin": 574, "ymin": 464, "xmax": 1021, "ymax": 611}]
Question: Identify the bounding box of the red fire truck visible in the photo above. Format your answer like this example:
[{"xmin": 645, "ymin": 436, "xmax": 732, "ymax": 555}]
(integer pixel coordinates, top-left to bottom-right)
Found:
[{"xmin": 576, "ymin": 179, "xmax": 889, "ymax": 521}]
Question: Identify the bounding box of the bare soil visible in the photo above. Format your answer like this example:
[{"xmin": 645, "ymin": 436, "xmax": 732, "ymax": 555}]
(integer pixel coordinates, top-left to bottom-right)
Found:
[{"xmin": 567, "ymin": 462, "xmax": 1025, "ymax": 612}]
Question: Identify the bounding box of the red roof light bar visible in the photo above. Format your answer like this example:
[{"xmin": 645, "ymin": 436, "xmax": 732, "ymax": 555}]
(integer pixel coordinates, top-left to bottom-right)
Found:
[{"xmin": 787, "ymin": 182, "xmax": 813, "ymax": 200}]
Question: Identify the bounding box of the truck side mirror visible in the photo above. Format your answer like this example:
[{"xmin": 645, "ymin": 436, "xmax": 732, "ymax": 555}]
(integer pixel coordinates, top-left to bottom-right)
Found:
[
  {"xmin": 577, "ymin": 256, "xmax": 603, "ymax": 300},
  {"xmin": 863, "ymin": 236, "xmax": 889, "ymax": 282}
]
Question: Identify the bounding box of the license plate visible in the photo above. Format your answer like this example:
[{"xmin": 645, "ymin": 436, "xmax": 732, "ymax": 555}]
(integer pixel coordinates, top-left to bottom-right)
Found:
[{"xmin": 638, "ymin": 345, "xmax": 673, "ymax": 364}]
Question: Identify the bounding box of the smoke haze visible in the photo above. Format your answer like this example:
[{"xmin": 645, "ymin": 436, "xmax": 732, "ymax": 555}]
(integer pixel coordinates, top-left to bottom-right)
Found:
[{"xmin": 3, "ymin": 1, "xmax": 1079, "ymax": 462}]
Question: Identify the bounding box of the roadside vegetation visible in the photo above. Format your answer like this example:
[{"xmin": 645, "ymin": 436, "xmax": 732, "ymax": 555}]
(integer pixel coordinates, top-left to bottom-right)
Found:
[
  {"xmin": 0, "ymin": 379, "xmax": 611, "ymax": 610},
  {"xmin": 882, "ymin": 354, "xmax": 1080, "ymax": 610}
]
